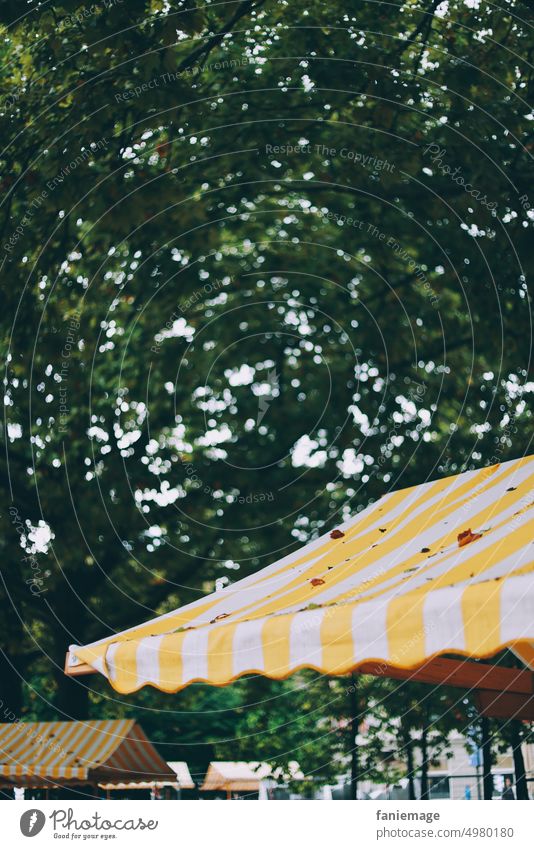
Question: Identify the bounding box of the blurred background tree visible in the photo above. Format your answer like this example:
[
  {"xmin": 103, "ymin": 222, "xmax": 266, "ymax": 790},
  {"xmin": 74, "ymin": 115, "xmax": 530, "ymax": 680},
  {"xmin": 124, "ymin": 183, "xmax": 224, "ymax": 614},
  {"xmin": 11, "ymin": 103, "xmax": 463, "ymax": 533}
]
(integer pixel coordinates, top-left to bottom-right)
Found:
[{"xmin": 0, "ymin": 0, "xmax": 532, "ymax": 788}]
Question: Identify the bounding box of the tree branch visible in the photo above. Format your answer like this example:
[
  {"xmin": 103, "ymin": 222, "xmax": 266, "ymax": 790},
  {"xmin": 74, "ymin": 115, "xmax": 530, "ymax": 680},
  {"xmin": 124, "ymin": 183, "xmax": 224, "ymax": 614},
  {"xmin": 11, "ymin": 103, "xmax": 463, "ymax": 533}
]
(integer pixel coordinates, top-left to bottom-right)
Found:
[{"xmin": 176, "ymin": 0, "xmax": 268, "ymax": 75}]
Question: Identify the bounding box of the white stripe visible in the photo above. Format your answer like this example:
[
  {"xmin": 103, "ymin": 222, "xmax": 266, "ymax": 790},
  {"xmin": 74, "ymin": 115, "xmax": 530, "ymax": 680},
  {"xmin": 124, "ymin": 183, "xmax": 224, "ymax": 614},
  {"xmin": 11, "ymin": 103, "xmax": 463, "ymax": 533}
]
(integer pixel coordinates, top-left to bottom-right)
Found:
[
  {"xmin": 89, "ymin": 655, "xmax": 105, "ymax": 675},
  {"xmin": 289, "ymin": 609, "xmax": 325, "ymax": 668},
  {"xmin": 181, "ymin": 628, "xmax": 210, "ymax": 683},
  {"xmin": 66, "ymin": 489, "xmax": 398, "ymax": 653},
  {"xmin": 209, "ymin": 459, "xmax": 534, "ymax": 623},
  {"xmin": 184, "ymin": 554, "xmax": 325, "ymax": 627},
  {"xmin": 106, "ymin": 643, "xmax": 120, "ymax": 683},
  {"xmin": 232, "ymin": 619, "xmax": 265, "ymax": 676},
  {"xmin": 500, "ymin": 574, "xmax": 534, "ymax": 643},
  {"xmin": 305, "ymin": 477, "xmax": 534, "ymax": 609},
  {"xmin": 352, "ymin": 599, "xmax": 389, "ymax": 662},
  {"xmin": 423, "ymin": 586, "xmax": 466, "ymax": 656},
  {"xmin": 136, "ymin": 635, "xmax": 164, "ymax": 687},
  {"xmin": 467, "ymin": 542, "xmax": 533, "ymax": 583},
  {"xmin": 451, "ymin": 459, "xmax": 533, "ymax": 517},
  {"xmin": 73, "ymin": 456, "xmax": 533, "ymax": 660}
]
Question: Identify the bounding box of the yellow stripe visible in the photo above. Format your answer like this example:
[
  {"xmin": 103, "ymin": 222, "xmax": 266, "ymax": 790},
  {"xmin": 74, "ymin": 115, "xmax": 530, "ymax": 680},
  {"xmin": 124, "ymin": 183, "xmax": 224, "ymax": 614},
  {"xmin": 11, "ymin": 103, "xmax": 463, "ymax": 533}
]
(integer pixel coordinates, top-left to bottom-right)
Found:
[
  {"xmin": 330, "ymin": 463, "xmax": 532, "ymax": 610},
  {"xmin": 74, "ymin": 481, "xmax": 428, "ymax": 661},
  {"xmin": 0, "ymin": 721, "xmax": 135, "ymax": 780},
  {"xmin": 71, "ymin": 456, "xmax": 534, "ymax": 693},
  {"xmin": 6, "ymin": 725, "xmax": 46, "ymax": 768},
  {"xmin": 74, "ymin": 643, "xmax": 108, "ymax": 672},
  {"xmin": 386, "ymin": 518, "xmax": 533, "ymax": 664},
  {"xmin": 111, "ymin": 642, "xmax": 141, "ymax": 693},
  {"xmin": 262, "ymin": 614, "xmax": 292, "ymax": 678},
  {"xmin": 320, "ymin": 604, "xmax": 355, "ymax": 674},
  {"xmin": 74, "ymin": 720, "xmax": 126, "ymax": 769},
  {"xmin": 77, "ymin": 490, "xmax": 415, "ymax": 664},
  {"xmin": 207, "ymin": 623, "xmax": 239, "ymax": 685},
  {"xmin": 77, "ymin": 459, "xmax": 527, "ymax": 659},
  {"xmin": 363, "ymin": 508, "xmax": 531, "ymax": 628},
  {"xmin": 0, "ymin": 723, "xmax": 32, "ymax": 764},
  {"xmin": 462, "ymin": 580, "xmax": 503, "ymax": 655},
  {"xmin": 34, "ymin": 722, "xmax": 81, "ymax": 773},
  {"xmin": 228, "ymin": 461, "xmax": 524, "ymax": 622},
  {"xmin": 159, "ymin": 632, "xmax": 185, "ymax": 690},
  {"xmin": 251, "ymin": 485, "xmax": 419, "ymax": 588},
  {"xmin": 212, "ymin": 479, "xmax": 452, "ymax": 625},
  {"xmin": 75, "ymin": 602, "xmax": 214, "ymax": 653}
]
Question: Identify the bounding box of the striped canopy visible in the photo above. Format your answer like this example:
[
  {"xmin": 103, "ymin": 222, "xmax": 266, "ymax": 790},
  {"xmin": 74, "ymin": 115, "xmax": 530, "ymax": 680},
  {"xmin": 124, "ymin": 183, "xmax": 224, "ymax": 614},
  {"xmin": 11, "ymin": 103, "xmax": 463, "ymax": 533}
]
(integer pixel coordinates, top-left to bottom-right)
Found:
[
  {"xmin": 201, "ymin": 762, "xmax": 272, "ymax": 793},
  {"xmin": 99, "ymin": 760, "xmax": 195, "ymax": 791},
  {"xmin": 68, "ymin": 455, "xmax": 534, "ymax": 695},
  {"xmin": 0, "ymin": 720, "xmax": 174, "ymax": 787}
]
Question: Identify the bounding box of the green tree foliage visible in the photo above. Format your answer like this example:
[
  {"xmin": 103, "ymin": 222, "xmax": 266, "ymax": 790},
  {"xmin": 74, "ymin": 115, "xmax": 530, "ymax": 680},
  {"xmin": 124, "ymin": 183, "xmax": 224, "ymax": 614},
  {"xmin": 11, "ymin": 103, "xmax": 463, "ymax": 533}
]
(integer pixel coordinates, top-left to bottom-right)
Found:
[{"xmin": 0, "ymin": 0, "xmax": 532, "ymax": 782}]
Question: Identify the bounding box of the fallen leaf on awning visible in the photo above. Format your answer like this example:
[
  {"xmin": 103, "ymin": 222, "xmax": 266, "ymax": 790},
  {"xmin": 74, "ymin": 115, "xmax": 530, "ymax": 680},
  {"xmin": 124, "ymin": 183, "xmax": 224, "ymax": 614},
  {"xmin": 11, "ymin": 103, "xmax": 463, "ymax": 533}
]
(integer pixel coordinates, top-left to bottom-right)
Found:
[
  {"xmin": 457, "ymin": 528, "xmax": 482, "ymax": 547},
  {"xmin": 210, "ymin": 613, "xmax": 230, "ymax": 623}
]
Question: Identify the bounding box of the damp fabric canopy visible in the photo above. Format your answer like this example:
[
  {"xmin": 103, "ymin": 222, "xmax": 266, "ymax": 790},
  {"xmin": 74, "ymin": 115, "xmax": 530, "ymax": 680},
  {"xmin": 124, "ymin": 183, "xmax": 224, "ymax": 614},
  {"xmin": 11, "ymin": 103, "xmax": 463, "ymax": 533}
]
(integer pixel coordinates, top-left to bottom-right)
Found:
[
  {"xmin": 0, "ymin": 720, "xmax": 175, "ymax": 787},
  {"xmin": 67, "ymin": 455, "xmax": 534, "ymax": 696}
]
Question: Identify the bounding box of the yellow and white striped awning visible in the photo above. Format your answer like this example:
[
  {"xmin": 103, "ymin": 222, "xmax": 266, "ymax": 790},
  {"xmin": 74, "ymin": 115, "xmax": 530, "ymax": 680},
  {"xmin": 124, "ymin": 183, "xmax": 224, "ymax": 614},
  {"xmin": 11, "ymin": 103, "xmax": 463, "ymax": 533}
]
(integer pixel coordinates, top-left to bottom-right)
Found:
[
  {"xmin": 99, "ymin": 760, "xmax": 195, "ymax": 791},
  {"xmin": 0, "ymin": 720, "xmax": 175, "ymax": 787},
  {"xmin": 200, "ymin": 762, "xmax": 272, "ymax": 792},
  {"xmin": 68, "ymin": 455, "xmax": 534, "ymax": 695}
]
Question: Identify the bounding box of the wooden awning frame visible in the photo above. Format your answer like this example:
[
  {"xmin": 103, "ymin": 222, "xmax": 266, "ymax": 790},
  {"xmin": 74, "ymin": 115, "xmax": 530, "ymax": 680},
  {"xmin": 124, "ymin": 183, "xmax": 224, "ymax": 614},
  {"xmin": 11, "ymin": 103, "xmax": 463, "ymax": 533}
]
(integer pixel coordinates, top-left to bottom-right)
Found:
[
  {"xmin": 65, "ymin": 652, "xmax": 534, "ymax": 720},
  {"xmin": 358, "ymin": 657, "xmax": 534, "ymax": 720}
]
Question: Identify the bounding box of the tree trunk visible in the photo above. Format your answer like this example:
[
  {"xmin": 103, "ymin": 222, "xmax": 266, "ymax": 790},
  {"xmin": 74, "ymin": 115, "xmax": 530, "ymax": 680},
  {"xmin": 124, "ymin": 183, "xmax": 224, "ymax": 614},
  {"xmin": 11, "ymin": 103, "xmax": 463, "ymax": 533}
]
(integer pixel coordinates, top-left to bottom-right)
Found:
[
  {"xmin": 54, "ymin": 670, "xmax": 89, "ymax": 719},
  {"xmin": 511, "ymin": 720, "xmax": 528, "ymax": 800},
  {"xmin": 348, "ymin": 673, "xmax": 359, "ymax": 800},
  {"xmin": 481, "ymin": 716, "xmax": 494, "ymax": 800},
  {"xmin": 52, "ymin": 608, "xmax": 90, "ymax": 719},
  {"xmin": 420, "ymin": 724, "xmax": 429, "ymax": 800},
  {"xmin": 0, "ymin": 648, "xmax": 23, "ymax": 720},
  {"xmin": 406, "ymin": 734, "xmax": 416, "ymax": 800}
]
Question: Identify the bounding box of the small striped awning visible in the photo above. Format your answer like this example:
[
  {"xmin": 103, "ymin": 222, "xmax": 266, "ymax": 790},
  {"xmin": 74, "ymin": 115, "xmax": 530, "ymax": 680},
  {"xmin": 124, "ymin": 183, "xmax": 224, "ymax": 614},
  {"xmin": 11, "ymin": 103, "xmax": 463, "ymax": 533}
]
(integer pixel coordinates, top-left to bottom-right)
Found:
[
  {"xmin": 68, "ymin": 455, "xmax": 534, "ymax": 695},
  {"xmin": 168, "ymin": 760, "xmax": 195, "ymax": 789},
  {"xmin": 201, "ymin": 762, "xmax": 271, "ymax": 792},
  {"xmin": 99, "ymin": 761, "xmax": 195, "ymax": 791},
  {"xmin": 0, "ymin": 720, "xmax": 175, "ymax": 787}
]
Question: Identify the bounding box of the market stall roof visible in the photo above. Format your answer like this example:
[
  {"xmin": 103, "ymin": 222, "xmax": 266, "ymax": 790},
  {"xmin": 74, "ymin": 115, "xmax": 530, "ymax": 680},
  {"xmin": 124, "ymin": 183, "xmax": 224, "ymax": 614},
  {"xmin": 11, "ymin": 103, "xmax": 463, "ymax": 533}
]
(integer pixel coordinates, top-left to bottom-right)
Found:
[
  {"xmin": 168, "ymin": 761, "xmax": 195, "ymax": 789},
  {"xmin": 0, "ymin": 720, "xmax": 175, "ymax": 788},
  {"xmin": 67, "ymin": 456, "xmax": 534, "ymax": 711},
  {"xmin": 201, "ymin": 762, "xmax": 272, "ymax": 792},
  {"xmin": 99, "ymin": 760, "xmax": 195, "ymax": 791}
]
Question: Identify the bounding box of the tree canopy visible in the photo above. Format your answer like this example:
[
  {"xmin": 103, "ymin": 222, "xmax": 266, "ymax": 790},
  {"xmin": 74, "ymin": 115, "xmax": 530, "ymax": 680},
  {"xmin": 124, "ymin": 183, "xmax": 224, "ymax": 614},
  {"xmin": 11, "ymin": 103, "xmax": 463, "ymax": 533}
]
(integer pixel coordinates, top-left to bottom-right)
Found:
[{"xmin": 0, "ymin": 0, "xmax": 532, "ymax": 789}]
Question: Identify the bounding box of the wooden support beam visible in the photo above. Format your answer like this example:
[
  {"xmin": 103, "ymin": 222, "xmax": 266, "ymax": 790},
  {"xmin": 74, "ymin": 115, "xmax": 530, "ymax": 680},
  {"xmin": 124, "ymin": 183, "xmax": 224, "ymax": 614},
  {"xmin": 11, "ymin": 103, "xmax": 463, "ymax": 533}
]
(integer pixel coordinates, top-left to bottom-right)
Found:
[
  {"xmin": 475, "ymin": 691, "xmax": 534, "ymax": 721},
  {"xmin": 64, "ymin": 652, "xmax": 95, "ymax": 677},
  {"xmin": 359, "ymin": 657, "xmax": 533, "ymax": 695}
]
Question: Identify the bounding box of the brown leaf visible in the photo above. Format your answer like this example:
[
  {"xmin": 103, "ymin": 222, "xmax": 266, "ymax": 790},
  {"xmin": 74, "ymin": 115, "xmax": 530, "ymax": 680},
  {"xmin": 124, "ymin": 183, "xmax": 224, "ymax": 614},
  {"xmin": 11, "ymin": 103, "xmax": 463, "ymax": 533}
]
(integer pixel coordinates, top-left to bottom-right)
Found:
[
  {"xmin": 330, "ymin": 529, "xmax": 345, "ymax": 539},
  {"xmin": 457, "ymin": 528, "xmax": 482, "ymax": 548},
  {"xmin": 210, "ymin": 613, "xmax": 230, "ymax": 623},
  {"xmin": 310, "ymin": 578, "xmax": 325, "ymax": 587}
]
